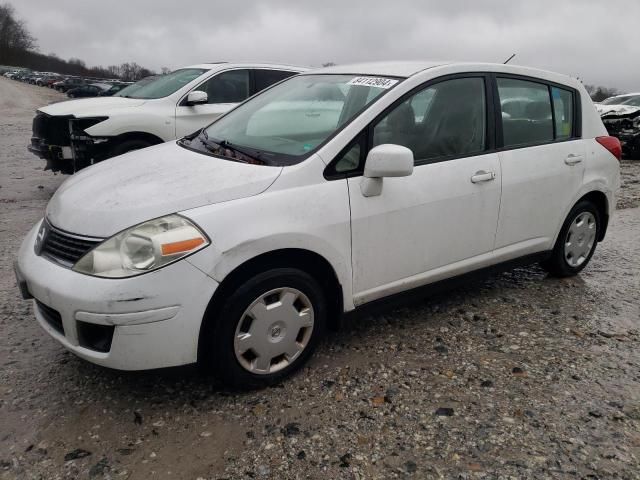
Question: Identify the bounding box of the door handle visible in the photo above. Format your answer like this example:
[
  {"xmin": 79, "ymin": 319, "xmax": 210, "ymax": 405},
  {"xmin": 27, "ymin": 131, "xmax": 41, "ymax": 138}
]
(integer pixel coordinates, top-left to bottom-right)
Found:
[
  {"xmin": 470, "ymin": 170, "xmax": 496, "ymax": 183},
  {"xmin": 565, "ymin": 154, "xmax": 583, "ymax": 166}
]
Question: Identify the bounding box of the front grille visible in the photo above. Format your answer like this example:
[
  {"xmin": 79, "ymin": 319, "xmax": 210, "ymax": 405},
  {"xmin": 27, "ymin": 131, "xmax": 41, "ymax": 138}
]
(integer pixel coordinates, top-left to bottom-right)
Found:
[
  {"xmin": 40, "ymin": 221, "xmax": 103, "ymax": 267},
  {"xmin": 32, "ymin": 112, "xmax": 72, "ymax": 146},
  {"xmin": 36, "ymin": 300, "xmax": 64, "ymax": 335}
]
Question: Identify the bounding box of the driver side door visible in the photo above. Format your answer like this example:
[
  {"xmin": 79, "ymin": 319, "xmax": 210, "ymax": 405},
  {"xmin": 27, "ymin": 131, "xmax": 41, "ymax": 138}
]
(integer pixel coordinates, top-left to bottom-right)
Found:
[
  {"xmin": 175, "ymin": 69, "xmax": 251, "ymax": 138},
  {"xmin": 345, "ymin": 75, "xmax": 502, "ymax": 305}
]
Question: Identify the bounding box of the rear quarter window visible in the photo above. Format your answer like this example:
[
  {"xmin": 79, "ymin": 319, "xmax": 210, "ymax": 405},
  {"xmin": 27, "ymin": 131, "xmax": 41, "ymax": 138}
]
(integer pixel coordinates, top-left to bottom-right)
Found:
[
  {"xmin": 253, "ymin": 70, "xmax": 297, "ymax": 93},
  {"xmin": 551, "ymin": 87, "xmax": 574, "ymax": 140}
]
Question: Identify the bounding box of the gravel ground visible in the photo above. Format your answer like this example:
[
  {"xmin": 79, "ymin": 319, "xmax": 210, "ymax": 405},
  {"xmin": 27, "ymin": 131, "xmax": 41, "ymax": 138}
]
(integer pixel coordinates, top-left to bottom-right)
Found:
[{"xmin": 0, "ymin": 77, "xmax": 639, "ymax": 480}]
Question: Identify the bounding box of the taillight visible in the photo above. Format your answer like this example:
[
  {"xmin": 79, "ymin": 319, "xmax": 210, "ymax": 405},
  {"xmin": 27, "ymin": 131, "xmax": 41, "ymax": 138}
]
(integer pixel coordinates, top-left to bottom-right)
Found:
[{"xmin": 595, "ymin": 136, "xmax": 622, "ymax": 161}]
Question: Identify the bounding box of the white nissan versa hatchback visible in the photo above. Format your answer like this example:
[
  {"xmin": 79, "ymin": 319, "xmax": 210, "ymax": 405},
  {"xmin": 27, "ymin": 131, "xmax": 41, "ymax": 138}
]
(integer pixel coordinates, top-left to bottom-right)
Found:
[{"xmin": 16, "ymin": 61, "xmax": 620, "ymax": 388}]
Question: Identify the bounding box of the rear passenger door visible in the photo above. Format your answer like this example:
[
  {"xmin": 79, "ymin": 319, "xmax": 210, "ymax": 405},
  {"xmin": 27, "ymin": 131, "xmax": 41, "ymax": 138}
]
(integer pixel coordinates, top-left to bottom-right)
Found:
[
  {"xmin": 494, "ymin": 76, "xmax": 585, "ymax": 255},
  {"xmin": 344, "ymin": 75, "xmax": 502, "ymax": 304}
]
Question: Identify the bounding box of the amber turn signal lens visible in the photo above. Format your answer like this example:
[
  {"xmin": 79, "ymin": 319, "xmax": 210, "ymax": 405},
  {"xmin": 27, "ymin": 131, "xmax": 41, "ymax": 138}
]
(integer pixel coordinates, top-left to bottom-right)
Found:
[{"xmin": 161, "ymin": 237, "xmax": 205, "ymax": 256}]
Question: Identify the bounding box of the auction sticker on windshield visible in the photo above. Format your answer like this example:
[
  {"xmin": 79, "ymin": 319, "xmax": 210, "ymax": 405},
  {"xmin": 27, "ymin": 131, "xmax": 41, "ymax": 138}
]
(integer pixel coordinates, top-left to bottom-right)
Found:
[{"xmin": 347, "ymin": 77, "xmax": 399, "ymax": 89}]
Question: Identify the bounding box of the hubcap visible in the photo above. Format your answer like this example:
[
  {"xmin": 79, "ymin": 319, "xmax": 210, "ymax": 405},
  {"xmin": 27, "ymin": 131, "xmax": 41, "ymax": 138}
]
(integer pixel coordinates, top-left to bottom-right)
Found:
[
  {"xmin": 234, "ymin": 287, "xmax": 314, "ymax": 375},
  {"xmin": 564, "ymin": 211, "xmax": 596, "ymax": 267}
]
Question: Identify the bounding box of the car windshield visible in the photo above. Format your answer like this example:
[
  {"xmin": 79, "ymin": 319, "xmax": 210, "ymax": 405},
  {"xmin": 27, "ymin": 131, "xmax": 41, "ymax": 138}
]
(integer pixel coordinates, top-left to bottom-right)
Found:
[
  {"xmin": 115, "ymin": 68, "xmax": 207, "ymax": 99},
  {"xmin": 620, "ymin": 95, "xmax": 640, "ymax": 107},
  {"xmin": 194, "ymin": 74, "xmax": 398, "ymax": 165},
  {"xmin": 601, "ymin": 96, "xmax": 631, "ymax": 105}
]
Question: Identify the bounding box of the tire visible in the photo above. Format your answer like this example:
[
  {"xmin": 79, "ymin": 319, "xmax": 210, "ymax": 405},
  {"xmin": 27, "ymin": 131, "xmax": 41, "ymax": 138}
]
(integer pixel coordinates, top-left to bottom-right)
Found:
[
  {"xmin": 201, "ymin": 268, "xmax": 327, "ymax": 389},
  {"xmin": 110, "ymin": 139, "xmax": 153, "ymax": 157},
  {"xmin": 541, "ymin": 200, "xmax": 600, "ymax": 277}
]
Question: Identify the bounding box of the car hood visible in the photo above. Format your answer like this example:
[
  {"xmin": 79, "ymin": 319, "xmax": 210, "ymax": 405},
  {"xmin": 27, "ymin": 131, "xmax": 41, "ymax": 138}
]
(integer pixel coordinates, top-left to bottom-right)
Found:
[
  {"xmin": 39, "ymin": 96, "xmax": 147, "ymax": 117},
  {"xmin": 46, "ymin": 142, "xmax": 283, "ymax": 237}
]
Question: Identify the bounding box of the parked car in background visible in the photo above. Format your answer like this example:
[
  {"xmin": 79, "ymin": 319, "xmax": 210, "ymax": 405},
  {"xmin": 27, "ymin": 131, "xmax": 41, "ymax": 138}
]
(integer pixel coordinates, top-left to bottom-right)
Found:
[
  {"xmin": 597, "ymin": 93, "xmax": 640, "ymax": 159},
  {"xmin": 28, "ymin": 63, "xmax": 305, "ymax": 172},
  {"xmin": 53, "ymin": 77, "xmax": 86, "ymax": 92},
  {"xmin": 36, "ymin": 74, "xmax": 61, "ymax": 86},
  {"xmin": 16, "ymin": 61, "xmax": 620, "ymax": 388},
  {"xmin": 98, "ymin": 82, "xmax": 131, "ymax": 96},
  {"xmin": 595, "ymin": 93, "xmax": 640, "ymax": 115},
  {"xmin": 67, "ymin": 83, "xmax": 111, "ymax": 98}
]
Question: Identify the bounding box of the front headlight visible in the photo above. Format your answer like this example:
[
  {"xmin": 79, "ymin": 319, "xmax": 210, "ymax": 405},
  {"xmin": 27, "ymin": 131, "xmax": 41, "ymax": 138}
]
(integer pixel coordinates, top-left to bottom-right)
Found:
[{"xmin": 73, "ymin": 214, "xmax": 209, "ymax": 278}]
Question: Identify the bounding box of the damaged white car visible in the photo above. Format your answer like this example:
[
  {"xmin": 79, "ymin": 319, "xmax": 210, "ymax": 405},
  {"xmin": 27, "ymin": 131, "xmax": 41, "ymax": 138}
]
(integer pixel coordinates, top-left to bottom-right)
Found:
[
  {"xmin": 27, "ymin": 63, "xmax": 305, "ymax": 173},
  {"xmin": 596, "ymin": 93, "xmax": 640, "ymax": 158}
]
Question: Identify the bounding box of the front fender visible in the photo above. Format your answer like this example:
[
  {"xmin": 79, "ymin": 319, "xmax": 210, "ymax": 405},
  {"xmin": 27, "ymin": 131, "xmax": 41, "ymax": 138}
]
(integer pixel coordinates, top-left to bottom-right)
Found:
[{"xmin": 85, "ymin": 113, "xmax": 173, "ymax": 141}]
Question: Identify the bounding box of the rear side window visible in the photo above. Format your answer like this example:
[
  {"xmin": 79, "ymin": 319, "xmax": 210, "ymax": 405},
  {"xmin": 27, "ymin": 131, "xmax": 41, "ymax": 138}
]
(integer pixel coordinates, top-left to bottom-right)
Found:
[
  {"xmin": 253, "ymin": 70, "xmax": 296, "ymax": 93},
  {"xmin": 372, "ymin": 77, "xmax": 486, "ymax": 162},
  {"xmin": 202, "ymin": 70, "xmax": 250, "ymax": 104},
  {"xmin": 552, "ymin": 87, "xmax": 574, "ymax": 140},
  {"xmin": 497, "ymin": 78, "xmax": 553, "ymax": 147}
]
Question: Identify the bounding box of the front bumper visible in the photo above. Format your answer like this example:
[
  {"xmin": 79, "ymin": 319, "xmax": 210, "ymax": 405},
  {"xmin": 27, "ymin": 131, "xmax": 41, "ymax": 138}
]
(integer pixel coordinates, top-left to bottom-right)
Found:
[
  {"xmin": 16, "ymin": 222, "xmax": 219, "ymax": 370},
  {"xmin": 28, "ymin": 113, "xmax": 112, "ymax": 173}
]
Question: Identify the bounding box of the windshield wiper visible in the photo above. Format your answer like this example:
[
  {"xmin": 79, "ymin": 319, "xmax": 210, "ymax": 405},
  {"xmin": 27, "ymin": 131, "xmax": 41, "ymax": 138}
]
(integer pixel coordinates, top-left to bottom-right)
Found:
[{"xmin": 200, "ymin": 134, "xmax": 266, "ymax": 165}]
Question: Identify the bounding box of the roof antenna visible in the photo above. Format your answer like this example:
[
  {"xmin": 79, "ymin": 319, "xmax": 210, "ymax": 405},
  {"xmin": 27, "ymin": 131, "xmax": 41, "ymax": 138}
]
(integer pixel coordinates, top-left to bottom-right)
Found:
[{"xmin": 503, "ymin": 53, "xmax": 516, "ymax": 65}]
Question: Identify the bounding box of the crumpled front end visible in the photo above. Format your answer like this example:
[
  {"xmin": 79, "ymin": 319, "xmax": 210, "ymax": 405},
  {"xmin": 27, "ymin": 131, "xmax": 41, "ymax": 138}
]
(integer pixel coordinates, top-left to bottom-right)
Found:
[
  {"xmin": 28, "ymin": 112, "xmax": 112, "ymax": 173},
  {"xmin": 601, "ymin": 108, "xmax": 640, "ymax": 159},
  {"xmin": 28, "ymin": 112, "xmax": 74, "ymax": 172}
]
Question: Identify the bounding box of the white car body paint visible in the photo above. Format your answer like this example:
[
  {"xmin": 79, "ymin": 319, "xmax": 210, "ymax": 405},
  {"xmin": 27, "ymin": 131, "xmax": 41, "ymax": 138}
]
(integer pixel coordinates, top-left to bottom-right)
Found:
[{"xmin": 17, "ymin": 61, "xmax": 620, "ymax": 370}]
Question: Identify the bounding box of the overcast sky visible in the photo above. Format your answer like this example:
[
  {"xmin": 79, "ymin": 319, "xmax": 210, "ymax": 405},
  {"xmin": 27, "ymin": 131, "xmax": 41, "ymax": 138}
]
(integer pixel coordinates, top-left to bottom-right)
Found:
[{"xmin": 13, "ymin": 0, "xmax": 640, "ymax": 91}]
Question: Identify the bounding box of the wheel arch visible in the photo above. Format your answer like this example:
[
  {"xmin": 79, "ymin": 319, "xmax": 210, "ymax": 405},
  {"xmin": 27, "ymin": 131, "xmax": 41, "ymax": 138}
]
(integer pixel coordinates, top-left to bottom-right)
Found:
[
  {"xmin": 110, "ymin": 131, "xmax": 165, "ymax": 146},
  {"xmin": 553, "ymin": 187, "xmax": 611, "ymax": 246},
  {"xmin": 577, "ymin": 190, "xmax": 609, "ymax": 242},
  {"xmin": 197, "ymin": 248, "xmax": 344, "ymax": 362}
]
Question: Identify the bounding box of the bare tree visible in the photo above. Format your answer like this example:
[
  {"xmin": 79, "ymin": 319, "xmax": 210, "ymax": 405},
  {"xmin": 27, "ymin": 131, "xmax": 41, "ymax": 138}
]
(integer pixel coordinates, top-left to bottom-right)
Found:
[
  {"xmin": 0, "ymin": 2, "xmax": 155, "ymax": 81},
  {"xmin": 584, "ymin": 84, "xmax": 621, "ymax": 102},
  {"xmin": 0, "ymin": 3, "xmax": 36, "ymax": 62}
]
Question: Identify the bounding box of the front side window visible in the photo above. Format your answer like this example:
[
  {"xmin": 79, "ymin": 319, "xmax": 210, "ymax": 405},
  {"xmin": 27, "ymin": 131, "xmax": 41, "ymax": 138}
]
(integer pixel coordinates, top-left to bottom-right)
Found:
[
  {"xmin": 373, "ymin": 77, "xmax": 486, "ymax": 162},
  {"xmin": 199, "ymin": 69, "xmax": 250, "ymax": 104},
  {"xmin": 498, "ymin": 78, "xmax": 553, "ymax": 147},
  {"xmin": 115, "ymin": 68, "xmax": 207, "ymax": 99},
  {"xmin": 195, "ymin": 74, "xmax": 396, "ymax": 164}
]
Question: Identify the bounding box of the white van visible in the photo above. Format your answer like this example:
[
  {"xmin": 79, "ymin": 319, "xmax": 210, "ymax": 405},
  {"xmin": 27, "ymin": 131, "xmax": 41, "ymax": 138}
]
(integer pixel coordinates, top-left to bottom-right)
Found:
[
  {"xmin": 16, "ymin": 61, "xmax": 620, "ymax": 388},
  {"xmin": 27, "ymin": 63, "xmax": 306, "ymax": 173}
]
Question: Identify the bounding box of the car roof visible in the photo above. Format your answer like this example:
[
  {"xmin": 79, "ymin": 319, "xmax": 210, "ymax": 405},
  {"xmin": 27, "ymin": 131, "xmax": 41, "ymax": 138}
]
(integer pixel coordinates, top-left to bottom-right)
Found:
[
  {"xmin": 305, "ymin": 61, "xmax": 448, "ymax": 77},
  {"xmin": 302, "ymin": 61, "xmax": 579, "ymax": 86},
  {"xmin": 184, "ymin": 62, "xmax": 309, "ymax": 72},
  {"xmin": 610, "ymin": 93, "xmax": 640, "ymax": 98}
]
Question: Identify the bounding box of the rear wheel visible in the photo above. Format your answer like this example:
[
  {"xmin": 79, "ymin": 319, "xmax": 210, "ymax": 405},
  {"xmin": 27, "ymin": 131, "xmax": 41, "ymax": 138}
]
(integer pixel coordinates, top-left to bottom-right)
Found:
[
  {"xmin": 541, "ymin": 200, "xmax": 600, "ymax": 277},
  {"xmin": 202, "ymin": 268, "xmax": 326, "ymax": 389}
]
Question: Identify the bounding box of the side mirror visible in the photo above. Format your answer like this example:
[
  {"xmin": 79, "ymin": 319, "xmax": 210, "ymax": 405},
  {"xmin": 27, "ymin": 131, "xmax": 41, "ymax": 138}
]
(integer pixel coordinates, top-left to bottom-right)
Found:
[
  {"xmin": 361, "ymin": 144, "xmax": 414, "ymax": 197},
  {"xmin": 185, "ymin": 90, "xmax": 208, "ymax": 106}
]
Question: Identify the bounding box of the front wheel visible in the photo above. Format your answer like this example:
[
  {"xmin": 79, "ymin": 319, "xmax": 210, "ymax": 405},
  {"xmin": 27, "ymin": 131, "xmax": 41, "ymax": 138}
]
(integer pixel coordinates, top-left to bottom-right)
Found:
[
  {"xmin": 541, "ymin": 200, "xmax": 600, "ymax": 277},
  {"xmin": 202, "ymin": 268, "xmax": 327, "ymax": 389}
]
